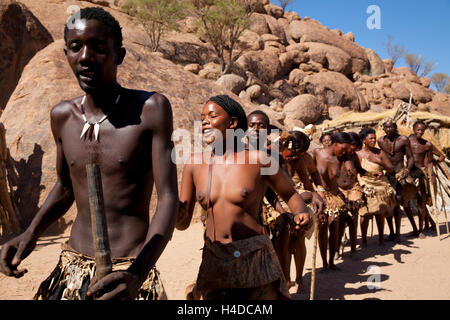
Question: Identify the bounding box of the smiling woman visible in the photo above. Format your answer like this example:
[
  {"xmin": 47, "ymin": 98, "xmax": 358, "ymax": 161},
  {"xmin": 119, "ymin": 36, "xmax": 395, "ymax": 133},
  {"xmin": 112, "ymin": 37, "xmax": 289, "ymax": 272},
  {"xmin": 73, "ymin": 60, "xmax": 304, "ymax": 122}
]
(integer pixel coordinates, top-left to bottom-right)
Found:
[
  {"xmin": 357, "ymin": 127, "xmax": 396, "ymax": 247},
  {"xmin": 176, "ymin": 94, "xmax": 311, "ymax": 300}
]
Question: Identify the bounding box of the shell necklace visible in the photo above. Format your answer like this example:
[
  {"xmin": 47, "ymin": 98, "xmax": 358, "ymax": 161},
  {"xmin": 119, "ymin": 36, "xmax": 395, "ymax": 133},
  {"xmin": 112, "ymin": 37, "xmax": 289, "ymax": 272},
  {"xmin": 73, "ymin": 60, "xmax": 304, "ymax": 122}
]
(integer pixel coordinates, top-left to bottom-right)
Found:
[{"xmin": 80, "ymin": 94, "xmax": 121, "ymax": 141}]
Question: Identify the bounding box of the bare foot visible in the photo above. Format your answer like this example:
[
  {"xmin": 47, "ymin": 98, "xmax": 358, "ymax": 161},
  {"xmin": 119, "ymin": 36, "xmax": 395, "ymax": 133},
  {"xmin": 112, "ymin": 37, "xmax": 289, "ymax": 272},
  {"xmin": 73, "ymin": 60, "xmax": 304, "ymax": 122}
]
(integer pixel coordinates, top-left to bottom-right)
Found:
[
  {"xmin": 418, "ymin": 232, "xmax": 426, "ymax": 239},
  {"xmin": 293, "ymin": 281, "xmax": 302, "ymax": 294}
]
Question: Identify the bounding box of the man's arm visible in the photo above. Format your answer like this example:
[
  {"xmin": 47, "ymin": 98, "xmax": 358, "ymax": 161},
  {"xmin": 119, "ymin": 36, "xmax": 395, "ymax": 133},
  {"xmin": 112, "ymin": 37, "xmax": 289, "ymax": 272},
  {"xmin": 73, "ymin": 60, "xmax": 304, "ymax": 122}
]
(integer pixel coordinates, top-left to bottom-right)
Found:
[
  {"xmin": 377, "ymin": 137, "xmax": 384, "ymax": 151},
  {"xmin": 380, "ymin": 150, "xmax": 394, "ymax": 173},
  {"xmin": 403, "ymin": 137, "xmax": 415, "ymax": 170},
  {"xmin": 129, "ymin": 93, "xmax": 179, "ymax": 278},
  {"xmin": 0, "ymin": 102, "xmax": 74, "ymax": 276},
  {"xmin": 431, "ymin": 144, "xmax": 445, "ymax": 162}
]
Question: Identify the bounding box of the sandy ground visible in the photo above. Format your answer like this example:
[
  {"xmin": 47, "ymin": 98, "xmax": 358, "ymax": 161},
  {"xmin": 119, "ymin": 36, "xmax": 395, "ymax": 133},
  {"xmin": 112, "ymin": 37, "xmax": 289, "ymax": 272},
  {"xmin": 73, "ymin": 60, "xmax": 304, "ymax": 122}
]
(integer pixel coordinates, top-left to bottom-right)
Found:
[{"xmin": 1, "ymin": 214, "xmax": 449, "ymax": 300}]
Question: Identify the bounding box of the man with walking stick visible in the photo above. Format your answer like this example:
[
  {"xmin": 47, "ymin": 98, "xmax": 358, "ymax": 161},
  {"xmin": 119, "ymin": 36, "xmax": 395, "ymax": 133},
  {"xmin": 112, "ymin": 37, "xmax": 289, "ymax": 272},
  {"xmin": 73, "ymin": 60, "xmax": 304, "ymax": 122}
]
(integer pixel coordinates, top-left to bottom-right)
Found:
[{"xmin": 0, "ymin": 7, "xmax": 178, "ymax": 300}]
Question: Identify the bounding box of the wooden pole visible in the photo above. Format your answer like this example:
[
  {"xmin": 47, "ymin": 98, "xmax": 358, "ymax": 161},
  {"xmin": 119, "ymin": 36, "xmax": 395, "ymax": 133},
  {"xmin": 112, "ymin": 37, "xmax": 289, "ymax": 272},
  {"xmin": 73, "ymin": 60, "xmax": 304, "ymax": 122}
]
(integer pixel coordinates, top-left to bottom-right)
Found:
[
  {"xmin": 428, "ymin": 167, "xmax": 441, "ymax": 240},
  {"xmin": 310, "ymin": 215, "xmax": 319, "ymax": 300},
  {"xmin": 435, "ymin": 168, "xmax": 450, "ymax": 198},
  {"xmin": 86, "ymin": 163, "xmax": 112, "ymax": 280},
  {"xmin": 438, "ymin": 179, "xmax": 450, "ymax": 235},
  {"xmin": 371, "ymin": 215, "xmax": 374, "ymax": 238},
  {"xmin": 437, "ymin": 162, "xmax": 450, "ymax": 181}
]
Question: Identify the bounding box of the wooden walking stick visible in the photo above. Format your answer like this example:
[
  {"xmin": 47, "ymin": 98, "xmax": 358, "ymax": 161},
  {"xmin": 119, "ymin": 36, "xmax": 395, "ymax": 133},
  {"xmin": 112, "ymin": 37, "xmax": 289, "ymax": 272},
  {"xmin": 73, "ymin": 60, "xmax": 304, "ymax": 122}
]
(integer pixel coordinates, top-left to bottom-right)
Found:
[
  {"xmin": 87, "ymin": 163, "xmax": 112, "ymax": 280},
  {"xmin": 310, "ymin": 214, "xmax": 320, "ymax": 300},
  {"xmin": 438, "ymin": 180, "xmax": 450, "ymax": 235},
  {"xmin": 428, "ymin": 167, "xmax": 441, "ymax": 240},
  {"xmin": 371, "ymin": 215, "xmax": 374, "ymax": 238}
]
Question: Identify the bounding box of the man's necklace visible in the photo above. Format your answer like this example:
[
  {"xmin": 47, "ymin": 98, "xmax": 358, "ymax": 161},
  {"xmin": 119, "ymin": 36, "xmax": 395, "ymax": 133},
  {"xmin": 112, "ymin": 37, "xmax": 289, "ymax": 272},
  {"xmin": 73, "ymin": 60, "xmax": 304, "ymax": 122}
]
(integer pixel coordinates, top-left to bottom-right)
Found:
[
  {"xmin": 386, "ymin": 135, "xmax": 397, "ymax": 156},
  {"xmin": 79, "ymin": 94, "xmax": 121, "ymax": 141}
]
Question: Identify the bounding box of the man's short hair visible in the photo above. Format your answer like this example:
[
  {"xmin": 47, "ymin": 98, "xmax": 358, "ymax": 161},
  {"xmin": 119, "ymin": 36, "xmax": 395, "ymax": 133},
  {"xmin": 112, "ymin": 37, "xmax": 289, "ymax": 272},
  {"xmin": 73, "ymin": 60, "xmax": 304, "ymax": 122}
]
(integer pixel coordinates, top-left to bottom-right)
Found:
[
  {"xmin": 383, "ymin": 120, "xmax": 397, "ymax": 129},
  {"xmin": 413, "ymin": 120, "xmax": 427, "ymax": 129},
  {"xmin": 247, "ymin": 110, "xmax": 270, "ymax": 125},
  {"xmin": 64, "ymin": 7, "xmax": 123, "ymax": 48}
]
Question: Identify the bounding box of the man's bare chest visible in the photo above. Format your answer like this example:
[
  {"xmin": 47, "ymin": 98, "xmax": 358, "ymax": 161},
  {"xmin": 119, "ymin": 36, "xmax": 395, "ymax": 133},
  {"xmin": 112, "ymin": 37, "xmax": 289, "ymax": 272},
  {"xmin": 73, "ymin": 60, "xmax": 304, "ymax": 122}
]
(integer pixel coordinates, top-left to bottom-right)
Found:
[
  {"xmin": 60, "ymin": 119, "xmax": 151, "ymax": 176},
  {"xmin": 380, "ymin": 137, "xmax": 405, "ymax": 156}
]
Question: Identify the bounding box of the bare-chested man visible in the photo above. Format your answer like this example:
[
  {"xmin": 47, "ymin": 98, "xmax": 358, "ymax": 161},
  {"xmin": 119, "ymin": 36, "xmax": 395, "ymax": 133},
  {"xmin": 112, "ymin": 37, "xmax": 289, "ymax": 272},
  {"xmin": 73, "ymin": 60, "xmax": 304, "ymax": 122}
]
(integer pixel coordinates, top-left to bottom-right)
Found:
[
  {"xmin": 0, "ymin": 8, "xmax": 178, "ymax": 300},
  {"xmin": 176, "ymin": 96, "xmax": 310, "ymax": 300},
  {"xmin": 313, "ymin": 132, "xmax": 352, "ymax": 270},
  {"xmin": 408, "ymin": 121, "xmax": 438, "ymax": 237},
  {"xmin": 378, "ymin": 121, "xmax": 419, "ymax": 241}
]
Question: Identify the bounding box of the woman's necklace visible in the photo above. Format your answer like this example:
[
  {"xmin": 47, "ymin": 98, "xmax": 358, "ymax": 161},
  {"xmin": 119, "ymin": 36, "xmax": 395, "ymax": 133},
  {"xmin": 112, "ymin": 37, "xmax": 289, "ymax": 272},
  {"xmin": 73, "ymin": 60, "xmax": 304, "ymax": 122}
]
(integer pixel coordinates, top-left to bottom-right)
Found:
[{"xmin": 80, "ymin": 94, "xmax": 121, "ymax": 141}]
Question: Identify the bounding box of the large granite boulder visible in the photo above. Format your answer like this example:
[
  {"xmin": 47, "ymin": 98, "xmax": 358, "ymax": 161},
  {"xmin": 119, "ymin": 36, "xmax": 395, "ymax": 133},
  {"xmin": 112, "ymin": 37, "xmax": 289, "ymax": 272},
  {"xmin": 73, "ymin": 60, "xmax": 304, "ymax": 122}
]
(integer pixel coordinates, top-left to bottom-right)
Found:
[
  {"xmin": 283, "ymin": 94, "xmax": 323, "ymax": 125},
  {"xmin": 298, "ymin": 71, "xmax": 368, "ymax": 111},
  {"xmin": 287, "ymin": 19, "xmax": 369, "ymax": 74},
  {"xmin": 288, "ymin": 42, "xmax": 352, "ymax": 75}
]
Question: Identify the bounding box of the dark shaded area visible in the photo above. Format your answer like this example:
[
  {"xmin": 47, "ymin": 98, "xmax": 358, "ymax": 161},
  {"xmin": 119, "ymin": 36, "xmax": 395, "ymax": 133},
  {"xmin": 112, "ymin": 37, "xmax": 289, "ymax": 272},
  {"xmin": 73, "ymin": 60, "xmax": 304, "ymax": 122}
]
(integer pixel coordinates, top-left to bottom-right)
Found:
[
  {"xmin": 3, "ymin": 143, "xmax": 72, "ymax": 239},
  {"xmin": 292, "ymin": 234, "xmax": 416, "ymax": 300},
  {"xmin": 0, "ymin": 1, "xmax": 53, "ymax": 110},
  {"xmin": 6, "ymin": 143, "xmax": 45, "ymax": 232},
  {"xmin": 159, "ymin": 40, "xmax": 217, "ymax": 66}
]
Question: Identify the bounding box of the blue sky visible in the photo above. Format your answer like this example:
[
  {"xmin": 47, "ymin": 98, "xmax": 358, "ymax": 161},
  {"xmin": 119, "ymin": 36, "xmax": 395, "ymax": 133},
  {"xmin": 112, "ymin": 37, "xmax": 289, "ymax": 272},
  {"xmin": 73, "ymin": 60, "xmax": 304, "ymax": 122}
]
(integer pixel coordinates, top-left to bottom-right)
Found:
[{"xmin": 272, "ymin": 0, "xmax": 450, "ymax": 89}]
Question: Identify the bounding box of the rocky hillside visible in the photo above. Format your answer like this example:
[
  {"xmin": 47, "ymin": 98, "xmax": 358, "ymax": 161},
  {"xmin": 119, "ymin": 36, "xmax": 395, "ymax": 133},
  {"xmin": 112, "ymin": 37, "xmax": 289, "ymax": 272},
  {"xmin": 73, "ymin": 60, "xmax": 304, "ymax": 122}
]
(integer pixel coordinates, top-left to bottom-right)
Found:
[
  {"xmin": 0, "ymin": 0, "xmax": 448, "ymax": 233},
  {"xmin": 164, "ymin": 1, "xmax": 450, "ymax": 126}
]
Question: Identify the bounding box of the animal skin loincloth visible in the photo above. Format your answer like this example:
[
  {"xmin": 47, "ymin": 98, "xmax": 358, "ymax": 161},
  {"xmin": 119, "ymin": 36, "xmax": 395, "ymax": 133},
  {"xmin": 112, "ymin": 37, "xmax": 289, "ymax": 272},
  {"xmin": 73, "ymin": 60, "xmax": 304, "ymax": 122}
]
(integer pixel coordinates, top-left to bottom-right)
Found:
[
  {"xmin": 358, "ymin": 158, "xmax": 396, "ymax": 217},
  {"xmin": 190, "ymin": 234, "xmax": 290, "ymax": 300},
  {"xmin": 386, "ymin": 168, "xmax": 418, "ymax": 206},
  {"xmin": 339, "ymin": 182, "xmax": 366, "ymax": 214},
  {"xmin": 409, "ymin": 166, "xmax": 432, "ymax": 206},
  {"xmin": 34, "ymin": 242, "xmax": 167, "ymax": 300},
  {"xmin": 323, "ymin": 191, "xmax": 347, "ymax": 220}
]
